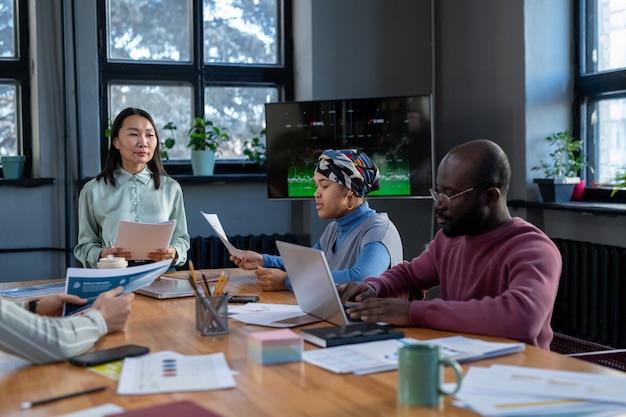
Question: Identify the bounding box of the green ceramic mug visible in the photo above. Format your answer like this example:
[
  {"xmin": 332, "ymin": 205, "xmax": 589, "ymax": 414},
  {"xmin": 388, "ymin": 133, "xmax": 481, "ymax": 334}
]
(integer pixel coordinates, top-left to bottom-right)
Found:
[{"xmin": 397, "ymin": 343, "xmax": 463, "ymax": 407}]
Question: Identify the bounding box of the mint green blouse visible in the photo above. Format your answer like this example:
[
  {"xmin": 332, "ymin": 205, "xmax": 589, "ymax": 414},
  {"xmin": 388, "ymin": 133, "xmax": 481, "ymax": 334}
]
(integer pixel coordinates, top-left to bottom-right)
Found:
[{"xmin": 74, "ymin": 167, "xmax": 190, "ymax": 268}]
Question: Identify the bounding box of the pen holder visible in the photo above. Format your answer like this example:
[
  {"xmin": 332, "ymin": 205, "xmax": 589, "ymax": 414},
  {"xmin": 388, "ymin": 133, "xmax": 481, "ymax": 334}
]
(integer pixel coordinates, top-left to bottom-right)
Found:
[{"xmin": 195, "ymin": 293, "xmax": 229, "ymax": 336}]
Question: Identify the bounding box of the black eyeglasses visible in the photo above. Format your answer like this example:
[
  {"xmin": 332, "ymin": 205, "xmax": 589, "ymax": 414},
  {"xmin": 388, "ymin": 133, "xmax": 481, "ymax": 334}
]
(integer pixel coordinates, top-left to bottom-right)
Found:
[{"xmin": 429, "ymin": 183, "xmax": 493, "ymax": 207}]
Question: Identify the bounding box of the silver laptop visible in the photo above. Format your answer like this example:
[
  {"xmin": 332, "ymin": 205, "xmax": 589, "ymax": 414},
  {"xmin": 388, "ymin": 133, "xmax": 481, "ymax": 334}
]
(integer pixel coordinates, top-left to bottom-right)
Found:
[
  {"xmin": 134, "ymin": 276, "xmax": 195, "ymax": 299},
  {"xmin": 275, "ymin": 241, "xmax": 352, "ymax": 326}
]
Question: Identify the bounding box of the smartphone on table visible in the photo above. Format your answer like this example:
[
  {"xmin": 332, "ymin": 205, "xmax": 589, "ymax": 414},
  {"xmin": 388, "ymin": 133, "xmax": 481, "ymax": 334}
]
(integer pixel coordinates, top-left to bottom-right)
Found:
[
  {"xmin": 68, "ymin": 344, "xmax": 149, "ymax": 367},
  {"xmin": 228, "ymin": 295, "xmax": 260, "ymax": 303}
]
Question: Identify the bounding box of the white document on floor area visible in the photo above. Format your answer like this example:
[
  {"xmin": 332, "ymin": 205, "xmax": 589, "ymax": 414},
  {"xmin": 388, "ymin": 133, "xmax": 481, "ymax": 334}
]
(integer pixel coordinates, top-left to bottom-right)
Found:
[
  {"xmin": 200, "ymin": 212, "xmax": 246, "ymax": 258},
  {"xmin": 117, "ymin": 351, "xmax": 236, "ymax": 395},
  {"xmin": 115, "ymin": 220, "xmax": 176, "ymax": 260},
  {"xmin": 303, "ymin": 336, "xmax": 525, "ymax": 375}
]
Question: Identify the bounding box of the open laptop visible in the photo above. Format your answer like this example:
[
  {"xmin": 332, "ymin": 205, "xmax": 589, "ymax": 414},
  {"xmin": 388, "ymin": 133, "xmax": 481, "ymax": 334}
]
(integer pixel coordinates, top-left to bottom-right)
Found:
[{"xmin": 273, "ymin": 240, "xmax": 353, "ymax": 326}]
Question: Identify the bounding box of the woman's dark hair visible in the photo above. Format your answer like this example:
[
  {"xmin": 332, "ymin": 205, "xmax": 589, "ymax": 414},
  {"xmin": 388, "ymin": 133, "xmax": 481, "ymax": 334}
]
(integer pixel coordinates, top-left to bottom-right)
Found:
[{"xmin": 96, "ymin": 107, "xmax": 168, "ymax": 189}]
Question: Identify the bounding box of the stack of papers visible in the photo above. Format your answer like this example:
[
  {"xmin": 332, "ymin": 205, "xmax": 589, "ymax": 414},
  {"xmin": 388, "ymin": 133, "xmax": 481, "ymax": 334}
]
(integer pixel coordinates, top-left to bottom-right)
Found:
[
  {"xmin": 453, "ymin": 364, "xmax": 626, "ymax": 416},
  {"xmin": 115, "ymin": 220, "xmax": 176, "ymax": 260},
  {"xmin": 303, "ymin": 335, "xmax": 525, "ymax": 375}
]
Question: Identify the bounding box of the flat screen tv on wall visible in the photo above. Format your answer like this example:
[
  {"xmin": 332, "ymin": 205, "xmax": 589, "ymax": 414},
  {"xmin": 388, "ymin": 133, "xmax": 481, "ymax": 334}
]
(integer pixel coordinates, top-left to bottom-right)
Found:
[{"xmin": 264, "ymin": 95, "xmax": 433, "ymax": 199}]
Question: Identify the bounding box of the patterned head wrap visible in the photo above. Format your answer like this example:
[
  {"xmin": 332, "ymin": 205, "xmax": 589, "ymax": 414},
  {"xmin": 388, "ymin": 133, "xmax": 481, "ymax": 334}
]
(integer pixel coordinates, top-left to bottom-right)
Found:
[{"xmin": 315, "ymin": 149, "xmax": 380, "ymax": 197}]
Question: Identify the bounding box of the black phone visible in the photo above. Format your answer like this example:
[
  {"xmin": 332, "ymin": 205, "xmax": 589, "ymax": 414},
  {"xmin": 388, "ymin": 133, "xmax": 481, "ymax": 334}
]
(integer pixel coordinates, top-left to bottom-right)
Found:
[
  {"xmin": 228, "ymin": 295, "xmax": 260, "ymax": 303},
  {"xmin": 68, "ymin": 344, "xmax": 149, "ymax": 367}
]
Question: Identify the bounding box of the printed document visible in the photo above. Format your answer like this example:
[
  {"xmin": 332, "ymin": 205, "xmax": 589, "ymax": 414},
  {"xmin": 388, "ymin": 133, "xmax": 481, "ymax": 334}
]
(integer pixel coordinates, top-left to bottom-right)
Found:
[
  {"xmin": 63, "ymin": 259, "xmax": 171, "ymax": 316},
  {"xmin": 118, "ymin": 351, "xmax": 236, "ymax": 395},
  {"xmin": 115, "ymin": 220, "xmax": 176, "ymax": 260},
  {"xmin": 453, "ymin": 365, "xmax": 626, "ymax": 416},
  {"xmin": 303, "ymin": 336, "xmax": 525, "ymax": 375},
  {"xmin": 200, "ymin": 212, "xmax": 246, "ymax": 258}
]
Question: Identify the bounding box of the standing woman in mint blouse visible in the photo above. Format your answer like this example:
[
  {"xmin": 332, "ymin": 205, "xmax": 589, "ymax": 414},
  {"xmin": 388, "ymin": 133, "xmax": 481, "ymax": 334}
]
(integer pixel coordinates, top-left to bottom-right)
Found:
[
  {"xmin": 74, "ymin": 108, "xmax": 190, "ymax": 268},
  {"xmin": 231, "ymin": 149, "xmax": 403, "ymax": 291}
]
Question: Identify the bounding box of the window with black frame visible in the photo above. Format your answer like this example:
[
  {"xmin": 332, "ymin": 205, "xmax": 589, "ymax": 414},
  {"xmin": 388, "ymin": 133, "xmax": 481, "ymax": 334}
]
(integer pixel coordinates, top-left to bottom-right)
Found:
[
  {"xmin": 0, "ymin": 0, "xmax": 30, "ymax": 178},
  {"xmin": 577, "ymin": 0, "xmax": 626, "ymax": 198},
  {"xmin": 97, "ymin": 0, "xmax": 293, "ymax": 175}
]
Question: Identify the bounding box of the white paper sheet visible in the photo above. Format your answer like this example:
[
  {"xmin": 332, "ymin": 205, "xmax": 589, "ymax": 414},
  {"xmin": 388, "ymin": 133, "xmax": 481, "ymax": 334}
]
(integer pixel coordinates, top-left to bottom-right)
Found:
[
  {"xmin": 114, "ymin": 220, "xmax": 176, "ymax": 260},
  {"xmin": 56, "ymin": 403, "xmax": 124, "ymax": 417},
  {"xmin": 200, "ymin": 212, "xmax": 247, "ymax": 258},
  {"xmin": 229, "ymin": 303, "xmax": 309, "ymax": 328},
  {"xmin": 117, "ymin": 351, "xmax": 236, "ymax": 395},
  {"xmin": 452, "ymin": 366, "xmax": 626, "ymax": 416},
  {"xmin": 453, "ymin": 368, "xmax": 626, "ymax": 416},
  {"xmin": 461, "ymin": 364, "xmax": 626, "ymax": 405},
  {"xmin": 302, "ymin": 336, "xmax": 526, "ymax": 375}
]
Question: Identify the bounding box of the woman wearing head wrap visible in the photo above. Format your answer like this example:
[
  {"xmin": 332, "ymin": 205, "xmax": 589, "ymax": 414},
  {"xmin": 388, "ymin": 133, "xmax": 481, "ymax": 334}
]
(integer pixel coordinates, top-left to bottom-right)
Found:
[{"xmin": 231, "ymin": 149, "xmax": 403, "ymax": 291}]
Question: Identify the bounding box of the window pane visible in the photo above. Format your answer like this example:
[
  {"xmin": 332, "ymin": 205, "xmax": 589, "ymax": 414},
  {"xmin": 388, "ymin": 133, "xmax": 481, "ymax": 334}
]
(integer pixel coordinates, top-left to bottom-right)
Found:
[
  {"xmin": 593, "ymin": 97, "xmax": 626, "ymax": 183},
  {"xmin": 107, "ymin": 0, "xmax": 192, "ymax": 62},
  {"xmin": 109, "ymin": 83, "xmax": 194, "ymax": 160},
  {"xmin": 0, "ymin": 82, "xmax": 18, "ymax": 156},
  {"xmin": 596, "ymin": 0, "xmax": 626, "ymax": 72},
  {"xmin": 0, "ymin": 0, "xmax": 16, "ymax": 58},
  {"xmin": 203, "ymin": 0, "xmax": 278, "ymax": 64},
  {"xmin": 204, "ymin": 86, "xmax": 278, "ymax": 158}
]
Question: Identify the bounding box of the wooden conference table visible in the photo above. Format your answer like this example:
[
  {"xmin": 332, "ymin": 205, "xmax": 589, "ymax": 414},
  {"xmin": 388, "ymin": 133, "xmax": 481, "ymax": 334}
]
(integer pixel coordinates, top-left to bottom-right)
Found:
[{"xmin": 0, "ymin": 269, "xmax": 623, "ymax": 417}]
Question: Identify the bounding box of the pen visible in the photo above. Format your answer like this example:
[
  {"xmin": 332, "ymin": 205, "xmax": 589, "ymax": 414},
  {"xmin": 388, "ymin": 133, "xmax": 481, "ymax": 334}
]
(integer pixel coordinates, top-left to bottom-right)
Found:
[{"xmin": 20, "ymin": 386, "xmax": 107, "ymax": 409}]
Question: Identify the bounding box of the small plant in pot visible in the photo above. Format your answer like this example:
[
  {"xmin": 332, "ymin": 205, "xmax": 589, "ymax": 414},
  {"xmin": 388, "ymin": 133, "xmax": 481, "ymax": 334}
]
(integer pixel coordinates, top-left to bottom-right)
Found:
[
  {"xmin": 160, "ymin": 121, "xmax": 177, "ymax": 161},
  {"xmin": 606, "ymin": 168, "xmax": 626, "ymax": 197},
  {"xmin": 242, "ymin": 128, "xmax": 266, "ymax": 166},
  {"xmin": 187, "ymin": 117, "xmax": 230, "ymax": 175},
  {"xmin": 531, "ymin": 131, "xmax": 594, "ymax": 202}
]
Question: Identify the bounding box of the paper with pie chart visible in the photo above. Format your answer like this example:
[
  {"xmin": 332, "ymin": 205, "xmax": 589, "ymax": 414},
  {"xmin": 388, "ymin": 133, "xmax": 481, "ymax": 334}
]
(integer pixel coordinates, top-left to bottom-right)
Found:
[{"xmin": 200, "ymin": 212, "xmax": 246, "ymax": 259}]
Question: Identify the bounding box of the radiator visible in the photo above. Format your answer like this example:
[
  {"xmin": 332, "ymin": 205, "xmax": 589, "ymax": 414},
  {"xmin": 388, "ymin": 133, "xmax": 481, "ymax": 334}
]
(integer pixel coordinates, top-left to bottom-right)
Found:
[
  {"xmin": 188, "ymin": 233, "xmax": 299, "ymax": 270},
  {"xmin": 551, "ymin": 238, "xmax": 626, "ymax": 348}
]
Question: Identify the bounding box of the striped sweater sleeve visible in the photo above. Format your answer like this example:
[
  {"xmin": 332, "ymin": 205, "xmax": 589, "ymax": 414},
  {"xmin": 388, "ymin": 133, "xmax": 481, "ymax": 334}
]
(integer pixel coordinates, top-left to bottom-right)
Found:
[{"xmin": 0, "ymin": 299, "xmax": 107, "ymax": 364}]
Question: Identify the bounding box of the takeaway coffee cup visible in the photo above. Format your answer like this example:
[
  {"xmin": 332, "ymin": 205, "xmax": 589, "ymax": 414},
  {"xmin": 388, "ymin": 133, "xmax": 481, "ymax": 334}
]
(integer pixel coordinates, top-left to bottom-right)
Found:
[
  {"xmin": 397, "ymin": 343, "xmax": 463, "ymax": 407},
  {"xmin": 97, "ymin": 255, "xmax": 128, "ymax": 269}
]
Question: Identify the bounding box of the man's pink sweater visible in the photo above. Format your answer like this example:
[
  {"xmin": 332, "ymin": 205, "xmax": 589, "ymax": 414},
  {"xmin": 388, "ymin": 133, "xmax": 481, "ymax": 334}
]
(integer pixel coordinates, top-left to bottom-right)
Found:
[{"xmin": 365, "ymin": 218, "xmax": 562, "ymax": 350}]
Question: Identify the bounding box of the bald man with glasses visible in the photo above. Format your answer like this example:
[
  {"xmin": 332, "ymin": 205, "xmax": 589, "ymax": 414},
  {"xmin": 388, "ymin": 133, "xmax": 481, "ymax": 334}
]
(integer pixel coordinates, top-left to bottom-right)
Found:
[{"xmin": 339, "ymin": 139, "xmax": 562, "ymax": 350}]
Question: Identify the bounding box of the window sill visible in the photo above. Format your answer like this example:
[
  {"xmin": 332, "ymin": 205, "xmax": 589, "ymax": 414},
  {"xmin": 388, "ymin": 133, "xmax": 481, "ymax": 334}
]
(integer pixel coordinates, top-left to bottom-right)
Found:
[
  {"xmin": 174, "ymin": 173, "xmax": 266, "ymax": 184},
  {"xmin": 508, "ymin": 200, "xmax": 626, "ymax": 217},
  {"xmin": 0, "ymin": 178, "xmax": 55, "ymax": 187}
]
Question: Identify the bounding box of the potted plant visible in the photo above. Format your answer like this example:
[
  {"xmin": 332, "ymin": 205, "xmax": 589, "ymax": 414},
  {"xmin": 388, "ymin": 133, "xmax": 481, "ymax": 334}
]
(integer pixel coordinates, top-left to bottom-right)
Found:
[
  {"xmin": 242, "ymin": 128, "xmax": 266, "ymax": 166},
  {"xmin": 187, "ymin": 117, "xmax": 230, "ymax": 175},
  {"xmin": 531, "ymin": 131, "xmax": 593, "ymax": 202},
  {"xmin": 606, "ymin": 169, "xmax": 626, "ymax": 197},
  {"xmin": 160, "ymin": 122, "xmax": 177, "ymax": 161}
]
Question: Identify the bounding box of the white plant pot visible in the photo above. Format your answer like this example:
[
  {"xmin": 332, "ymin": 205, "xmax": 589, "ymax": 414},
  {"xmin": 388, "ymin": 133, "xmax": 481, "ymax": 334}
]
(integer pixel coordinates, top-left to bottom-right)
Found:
[{"xmin": 190, "ymin": 150, "xmax": 216, "ymax": 176}]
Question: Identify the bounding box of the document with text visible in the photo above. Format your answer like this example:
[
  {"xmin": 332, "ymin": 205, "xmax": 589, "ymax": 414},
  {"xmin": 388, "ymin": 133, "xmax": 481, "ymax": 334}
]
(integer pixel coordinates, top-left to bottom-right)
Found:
[
  {"xmin": 63, "ymin": 259, "xmax": 171, "ymax": 316},
  {"xmin": 303, "ymin": 336, "xmax": 525, "ymax": 375}
]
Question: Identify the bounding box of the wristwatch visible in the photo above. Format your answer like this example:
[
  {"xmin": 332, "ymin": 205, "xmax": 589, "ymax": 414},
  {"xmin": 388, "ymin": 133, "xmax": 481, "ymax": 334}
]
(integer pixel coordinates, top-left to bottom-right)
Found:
[{"xmin": 28, "ymin": 299, "xmax": 38, "ymax": 313}]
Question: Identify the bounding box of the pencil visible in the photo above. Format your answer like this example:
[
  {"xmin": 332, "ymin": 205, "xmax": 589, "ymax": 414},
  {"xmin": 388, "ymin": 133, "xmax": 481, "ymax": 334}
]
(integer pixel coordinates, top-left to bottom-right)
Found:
[
  {"xmin": 189, "ymin": 260, "xmax": 198, "ymax": 287},
  {"xmin": 215, "ymin": 271, "xmax": 230, "ymax": 296},
  {"xmin": 20, "ymin": 386, "xmax": 107, "ymax": 409}
]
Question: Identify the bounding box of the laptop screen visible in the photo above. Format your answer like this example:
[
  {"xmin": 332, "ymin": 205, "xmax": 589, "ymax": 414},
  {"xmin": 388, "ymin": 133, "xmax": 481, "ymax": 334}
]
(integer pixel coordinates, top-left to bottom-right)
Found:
[{"xmin": 276, "ymin": 241, "xmax": 350, "ymax": 325}]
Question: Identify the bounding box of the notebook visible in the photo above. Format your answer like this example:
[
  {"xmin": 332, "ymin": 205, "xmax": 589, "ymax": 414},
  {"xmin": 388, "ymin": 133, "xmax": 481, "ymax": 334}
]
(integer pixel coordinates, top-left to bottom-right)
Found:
[{"xmin": 273, "ymin": 241, "xmax": 355, "ymax": 326}]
